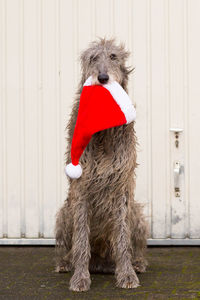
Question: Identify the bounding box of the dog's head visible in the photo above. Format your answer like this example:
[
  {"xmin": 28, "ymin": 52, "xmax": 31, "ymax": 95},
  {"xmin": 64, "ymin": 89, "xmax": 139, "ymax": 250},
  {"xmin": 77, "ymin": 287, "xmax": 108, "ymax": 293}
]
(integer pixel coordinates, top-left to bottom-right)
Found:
[{"xmin": 80, "ymin": 38, "xmax": 133, "ymax": 89}]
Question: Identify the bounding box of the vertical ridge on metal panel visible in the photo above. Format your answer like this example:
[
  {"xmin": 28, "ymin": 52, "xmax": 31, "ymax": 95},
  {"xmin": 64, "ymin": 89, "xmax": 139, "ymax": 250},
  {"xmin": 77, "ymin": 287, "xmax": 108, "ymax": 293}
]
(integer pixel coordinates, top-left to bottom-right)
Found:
[
  {"xmin": 188, "ymin": 0, "xmax": 200, "ymax": 238},
  {"xmin": 183, "ymin": 0, "xmax": 189, "ymax": 238},
  {"xmin": 42, "ymin": 0, "xmax": 58, "ymax": 238},
  {"xmin": 59, "ymin": 0, "xmax": 74, "ymax": 209},
  {"xmin": 6, "ymin": 0, "xmax": 21, "ymax": 237},
  {"xmin": 133, "ymin": 0, "xmax": 151, "ymax": 235},
  {"xmin": 151, "ymin": 0, "xmax": 167, "ymax": 238},
  {"xmin": 37, "ymin": 0, "xmax": 44, "ymax": 238},
  {"xmin": 146, "ymin": 0, "xmax": 153, "ymax": 238},
  {"xmin": 164, "ymin": 0, "xmax": 171, "ymax": 239},
  {"xmin": 55, "ymin": 0, "xmax": 61, "ymax": 214},
  {"xmin": 0, "ymin": 0, "xmax": 8, "ymax": 238},
  {"xmin": 19, "ymin": 0, "xmax": 25, "ymax": 238},
  {"xmin": 169, "ymin": 0, "xmax": 186, "ymax": 239},
  {"xmin": 24, "ymin": 0, "xmax": 40, "ymax": 238}
]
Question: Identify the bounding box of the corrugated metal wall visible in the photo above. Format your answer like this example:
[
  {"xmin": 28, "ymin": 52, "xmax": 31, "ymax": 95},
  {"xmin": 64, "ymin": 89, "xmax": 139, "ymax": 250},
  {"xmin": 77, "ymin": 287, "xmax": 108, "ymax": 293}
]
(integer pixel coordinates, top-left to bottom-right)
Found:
[{"xmin": 0, "ymin": 0, "xmax": 200, "ymax": 244}]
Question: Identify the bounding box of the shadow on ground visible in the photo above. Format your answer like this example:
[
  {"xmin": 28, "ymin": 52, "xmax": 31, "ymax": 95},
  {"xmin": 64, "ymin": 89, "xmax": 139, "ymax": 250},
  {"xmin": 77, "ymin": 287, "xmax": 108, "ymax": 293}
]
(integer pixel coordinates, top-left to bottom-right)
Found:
[{"xmin": 0, "ymin": 246, "xmax": 200, "ymax": 299}]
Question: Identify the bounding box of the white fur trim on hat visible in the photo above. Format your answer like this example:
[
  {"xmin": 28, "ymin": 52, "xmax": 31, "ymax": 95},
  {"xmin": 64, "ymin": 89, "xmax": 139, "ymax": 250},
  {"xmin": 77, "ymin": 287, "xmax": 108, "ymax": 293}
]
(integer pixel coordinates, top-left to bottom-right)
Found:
[
  {"xmin": 65, "ymin": 163, "xmax": 82, "ymax": 179},
  {"xmin": 83, "ymin": 76, "xmax": 136, "ymax": 124},
  {"xmin": 104, "ymin": 81, "xmax": 136, "ymax": 124},
  {"xmin": 83, "ymin": 76, "xmax": 93, "ymax": 86}
]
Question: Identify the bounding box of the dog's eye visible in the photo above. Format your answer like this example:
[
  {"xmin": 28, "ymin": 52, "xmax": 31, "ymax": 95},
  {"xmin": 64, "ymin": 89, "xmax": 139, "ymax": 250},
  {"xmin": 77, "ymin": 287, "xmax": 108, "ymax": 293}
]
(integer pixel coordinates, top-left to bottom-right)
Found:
[
  {"xmin": 110, "ymin": 53, "xmax": 117, "ymax": 60},
  {"xmin": 90, "ymin": 55, "xmax": 98, "ymax": 63}
]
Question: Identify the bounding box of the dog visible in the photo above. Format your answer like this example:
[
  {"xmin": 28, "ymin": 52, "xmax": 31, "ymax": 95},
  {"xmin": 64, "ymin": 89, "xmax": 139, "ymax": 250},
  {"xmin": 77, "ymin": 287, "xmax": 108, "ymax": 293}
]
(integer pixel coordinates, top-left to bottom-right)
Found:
[{"xmin": 55, "ymin": 38, "xmax": 148, "ymax": 292}]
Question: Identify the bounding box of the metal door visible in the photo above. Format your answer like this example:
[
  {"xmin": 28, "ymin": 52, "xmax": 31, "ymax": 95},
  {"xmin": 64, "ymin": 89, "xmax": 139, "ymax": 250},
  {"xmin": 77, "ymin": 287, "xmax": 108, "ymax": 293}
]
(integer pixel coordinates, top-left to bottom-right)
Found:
[{"xmin": 0, "ymin": 0, "xmax": 200, "ymax": 245}]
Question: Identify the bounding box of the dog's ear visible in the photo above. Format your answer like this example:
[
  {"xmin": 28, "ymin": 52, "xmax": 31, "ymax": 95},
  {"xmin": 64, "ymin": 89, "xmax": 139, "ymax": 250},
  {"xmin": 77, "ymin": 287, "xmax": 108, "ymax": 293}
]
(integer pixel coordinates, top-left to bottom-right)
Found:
[
  {"xmin": 118, "ymin": 42, "xmax": 134, "ymax": 84},
  {"xmin": 119, "ymin": 42, "xmax": 131, "ymax": 61},
  {"xmin": 120, "ymin": 65, "xmax": 134, "ymax": 91},
  {"xmin": 121, "ymin": 65, "xmax": 135, "ymax": 76},
  {"xmin": 80, "ymin": 50, "xmax": 87, "ymax": 69},
  {"xmin": 79, "ymin": 50, "xmax": 88, "ymax": 84},
  {"xmin": 80, "ymin": 48, "xmax": 93, "ymax": 82}
]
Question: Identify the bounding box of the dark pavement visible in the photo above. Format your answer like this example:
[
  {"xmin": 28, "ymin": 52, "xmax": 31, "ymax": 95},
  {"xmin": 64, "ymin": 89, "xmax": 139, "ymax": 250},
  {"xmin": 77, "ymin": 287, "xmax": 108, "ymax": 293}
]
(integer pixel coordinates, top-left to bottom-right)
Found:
[{"xmin": 0, "ymin": 246, "xmax": 200, "ymax": 299}]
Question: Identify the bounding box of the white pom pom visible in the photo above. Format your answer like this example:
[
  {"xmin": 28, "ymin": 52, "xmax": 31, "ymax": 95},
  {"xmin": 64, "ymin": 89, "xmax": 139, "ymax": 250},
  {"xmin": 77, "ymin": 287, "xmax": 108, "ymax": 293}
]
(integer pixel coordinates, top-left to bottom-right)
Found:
[{"xmin": 65, "ymin": 163, "xmax": 82, "ymax": 179}]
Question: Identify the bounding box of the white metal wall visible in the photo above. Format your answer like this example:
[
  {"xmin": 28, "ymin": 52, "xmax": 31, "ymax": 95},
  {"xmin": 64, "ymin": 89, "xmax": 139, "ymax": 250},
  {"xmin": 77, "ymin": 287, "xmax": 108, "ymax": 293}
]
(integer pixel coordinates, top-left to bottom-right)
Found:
[{"xmin": 0, "ymin": 0, "xmax": 200, "ymax": 244}]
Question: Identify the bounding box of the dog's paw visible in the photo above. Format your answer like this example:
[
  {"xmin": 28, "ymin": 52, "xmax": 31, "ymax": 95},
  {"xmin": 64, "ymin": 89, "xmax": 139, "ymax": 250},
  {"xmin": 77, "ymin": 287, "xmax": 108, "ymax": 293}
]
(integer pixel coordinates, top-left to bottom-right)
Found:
[
  {"xmin": 55, "ymin": 264, "xmax": 71, "ymax": 273},
  {"xmin": 133, "ymin": 259, "xmax": 148, "ymax": 273},
  {"xmin": 69, "ymin": 271, "xmax": 91, "ymax": 292},
  {"xmin": 116, "ymin": 270, "xmax": 140, "ymax": 289}
]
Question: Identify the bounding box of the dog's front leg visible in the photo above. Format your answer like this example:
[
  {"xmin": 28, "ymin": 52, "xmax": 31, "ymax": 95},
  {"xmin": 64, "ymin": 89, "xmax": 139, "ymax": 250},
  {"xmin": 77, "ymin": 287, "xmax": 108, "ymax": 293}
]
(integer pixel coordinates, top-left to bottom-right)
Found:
[
  {"xmin": 69, "ymin": 196, "xmax": 91, "ymax": 292},
  {"xmin": 111, "ymin": 195, "xmax": 140, "ymax": 289}
]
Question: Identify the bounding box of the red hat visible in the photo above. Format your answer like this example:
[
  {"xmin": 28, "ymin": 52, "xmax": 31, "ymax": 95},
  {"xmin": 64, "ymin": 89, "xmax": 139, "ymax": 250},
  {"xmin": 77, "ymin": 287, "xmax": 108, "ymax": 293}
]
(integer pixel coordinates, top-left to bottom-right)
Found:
[{"xmin": 65, "ymin": 76, "xmax": 136, "ymax": 179}]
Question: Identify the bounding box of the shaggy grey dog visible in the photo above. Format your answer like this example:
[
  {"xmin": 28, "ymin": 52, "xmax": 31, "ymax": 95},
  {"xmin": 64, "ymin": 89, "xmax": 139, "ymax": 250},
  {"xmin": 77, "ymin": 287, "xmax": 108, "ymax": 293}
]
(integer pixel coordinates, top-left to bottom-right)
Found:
[{"xmin": 55, "ymin": 38, "xmax": 148, "ymax": 292}]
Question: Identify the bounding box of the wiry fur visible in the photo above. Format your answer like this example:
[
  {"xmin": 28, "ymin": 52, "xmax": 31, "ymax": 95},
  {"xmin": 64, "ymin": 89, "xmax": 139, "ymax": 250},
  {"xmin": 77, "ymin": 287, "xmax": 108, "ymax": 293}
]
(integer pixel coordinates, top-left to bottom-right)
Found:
[{"xmin": 55, "ymin": 38, "xmax": 148, "ymax": 292}]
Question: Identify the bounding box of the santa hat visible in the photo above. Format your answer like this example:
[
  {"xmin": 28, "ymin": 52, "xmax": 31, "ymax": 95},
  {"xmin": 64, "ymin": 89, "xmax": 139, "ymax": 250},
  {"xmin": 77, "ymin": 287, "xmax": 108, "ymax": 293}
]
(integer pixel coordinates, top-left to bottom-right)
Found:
[{"xmin": 65, "ymin": 76, "xmax": 136, "ymax": 179}]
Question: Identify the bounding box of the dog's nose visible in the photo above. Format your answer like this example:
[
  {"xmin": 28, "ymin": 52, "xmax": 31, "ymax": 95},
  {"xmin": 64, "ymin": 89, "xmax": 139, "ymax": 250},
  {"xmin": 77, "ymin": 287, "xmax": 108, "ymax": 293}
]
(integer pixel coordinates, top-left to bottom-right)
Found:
[{"xmin": 98, "ymin": 73, "xmax": 109, "ymax": 84}]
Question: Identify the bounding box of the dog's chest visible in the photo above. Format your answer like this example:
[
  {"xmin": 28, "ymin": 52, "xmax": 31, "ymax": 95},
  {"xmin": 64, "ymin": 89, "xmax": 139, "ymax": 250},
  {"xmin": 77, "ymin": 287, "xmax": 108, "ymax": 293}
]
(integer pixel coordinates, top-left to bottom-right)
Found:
[
  {"xmin": 90, "ymin": 127, "xmax": 125, "ymax": 161},
  {"xmin": 80, "ymin": 125, "xmax": 131, "ymax": 180}
]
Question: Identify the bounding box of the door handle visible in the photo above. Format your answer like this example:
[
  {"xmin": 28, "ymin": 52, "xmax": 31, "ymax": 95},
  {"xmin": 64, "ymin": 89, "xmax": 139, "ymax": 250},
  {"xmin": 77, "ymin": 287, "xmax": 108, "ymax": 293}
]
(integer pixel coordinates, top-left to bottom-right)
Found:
[{"xmin": 174, "ymin": 161, "xmax": 182, "ymax": 197}]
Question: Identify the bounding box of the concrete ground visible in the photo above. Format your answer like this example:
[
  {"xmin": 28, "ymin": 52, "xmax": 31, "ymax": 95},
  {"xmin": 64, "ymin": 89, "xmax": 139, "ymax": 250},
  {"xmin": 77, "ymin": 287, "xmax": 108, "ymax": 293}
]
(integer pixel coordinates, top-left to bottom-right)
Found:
[{"xmin": 0, "ymin": 247, "xmax": 200, "ymax": 299}]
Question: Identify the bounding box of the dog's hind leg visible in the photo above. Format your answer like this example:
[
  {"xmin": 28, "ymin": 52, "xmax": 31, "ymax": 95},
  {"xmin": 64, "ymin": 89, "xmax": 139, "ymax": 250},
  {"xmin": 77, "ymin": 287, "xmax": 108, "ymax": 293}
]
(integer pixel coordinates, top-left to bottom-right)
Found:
[
  {"xmin": 131, "ymin": 203, "xmax": 148, "ymax": 273},
  {"xmin": 111, "ymin": 195, "xmax": 140, "ymax": 289},
  {"xmin": 55, "ymin": 201, "xmax": 73, "ymax": 273},
  {"xmin": 69, "ymin": 194, "xmax": 91, "ymax": 292}
]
